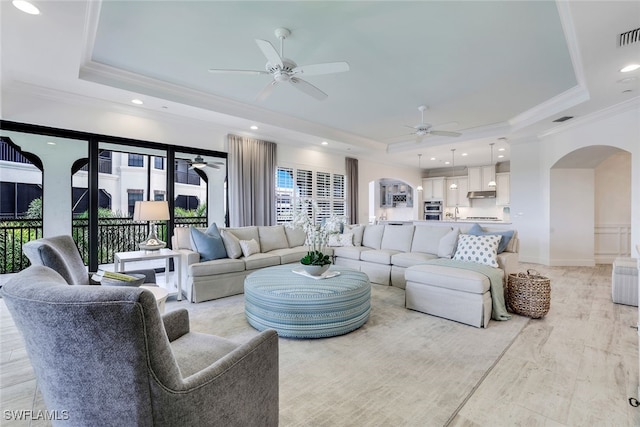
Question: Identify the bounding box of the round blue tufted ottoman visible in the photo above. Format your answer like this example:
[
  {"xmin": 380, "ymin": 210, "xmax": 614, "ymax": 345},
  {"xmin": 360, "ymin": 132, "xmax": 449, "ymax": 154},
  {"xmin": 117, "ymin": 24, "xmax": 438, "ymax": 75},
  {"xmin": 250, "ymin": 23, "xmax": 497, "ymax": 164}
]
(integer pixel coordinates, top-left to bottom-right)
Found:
[{"xmin": 244, "ymin": 265, "xmax": 371, "ymax": 339}]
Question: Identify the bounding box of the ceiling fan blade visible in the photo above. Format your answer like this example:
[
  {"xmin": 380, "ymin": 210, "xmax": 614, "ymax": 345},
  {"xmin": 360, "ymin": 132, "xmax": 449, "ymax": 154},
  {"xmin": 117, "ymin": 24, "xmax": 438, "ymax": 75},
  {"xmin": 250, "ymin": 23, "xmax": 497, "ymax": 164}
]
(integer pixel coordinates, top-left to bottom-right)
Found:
[
  {"xmin": 208, "ymin": 68, "xmax": 268, "ymax": 75},
  {"xmin": 289, "ymin": 77, "xmax": 327, "ymax": 100},
  {"xmin": 430, "ymin": 130, "xmax": 462, "ymax": 137},
  {"xmin": 205, "ymin": 164, "xmax": 221, "ymax": 169},
  {"xmin": 255, "ymin": 80, "xmax": 278, "ymax": 102},
  {"xmin": 292, "ymin": 61, "xmax": 350, "ymax": 76},
  {"xmin": 255, "ymin": 39, "xmax": 283, "ymax": 68}
]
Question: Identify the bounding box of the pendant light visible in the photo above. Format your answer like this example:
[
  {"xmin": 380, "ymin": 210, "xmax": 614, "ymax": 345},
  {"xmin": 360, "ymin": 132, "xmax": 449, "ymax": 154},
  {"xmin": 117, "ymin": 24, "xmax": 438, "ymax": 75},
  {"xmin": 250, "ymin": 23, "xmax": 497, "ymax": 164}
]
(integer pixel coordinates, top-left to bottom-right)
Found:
[
  {"xmin": 449, "ymin": 149, "xmax": 457, "ymax": 190},
  {"xmin": 416, "ymin": 154, "xmax": 423, "ymax": 192},
  {"xmin": 488, "ymin": 143, "xmax": 497, "ymax": 188}
]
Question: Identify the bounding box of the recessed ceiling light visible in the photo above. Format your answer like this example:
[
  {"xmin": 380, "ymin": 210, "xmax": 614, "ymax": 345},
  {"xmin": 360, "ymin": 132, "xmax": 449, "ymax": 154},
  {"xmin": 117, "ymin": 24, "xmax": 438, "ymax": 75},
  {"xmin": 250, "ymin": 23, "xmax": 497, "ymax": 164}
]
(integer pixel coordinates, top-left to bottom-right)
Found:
[
  {"xmin": 250, "ymin": 125, "xmax": 258, "ymax": 130},
  {"xmin": 430, "ymin": 157, "xmax": 436, "ymax": 161},
  {"xmin": 131, "ymin": 99, "xmax": 143, "ymax": 105},
  {"xmin": 498, "ymin": 148, "xmax": 506, "ymax": 152},
  {"xmin": 13, "ymin": 0, "xmax": 40, "ymax": 15},
  {"xmin": 47, "ymin": 141, "xmax": 56, "ymax": 145},
  {"xmin": 498, "ymin": 155, "xmax": 504, "ymax": 158},
  {"xmin": 444, "ymin": 161, "xmax": 450, "ymax": 165},
  {"xmin": 620, "ymin": 64, "xmax": 640, "ymax": 73},
  {"xmin": 321, "ymin": 141, "xmax": 329, "ymax": 146},
  {"xmin": 461, "ymin": 153, "xmax": 468, "ymax": 156}
]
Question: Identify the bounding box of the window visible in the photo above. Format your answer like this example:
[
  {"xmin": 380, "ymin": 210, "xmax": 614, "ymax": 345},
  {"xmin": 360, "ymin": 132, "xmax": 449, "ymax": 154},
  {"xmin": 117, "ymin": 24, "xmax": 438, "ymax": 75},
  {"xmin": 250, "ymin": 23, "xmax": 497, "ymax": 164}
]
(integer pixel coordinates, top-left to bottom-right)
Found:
[
  {"xmin": 275, "ymin": 167, "xmax": 346, "ymax": 225},
  {"xmin": 154, "ymin": 156, "xmax": 164, "ymax": 170},
  {"xmin": 175, "ymin": 195, "xmax": 199, "ymax": 210},
  {"xmin": 0, "ymin": 182, "xmax": 42, "ymax": 218},
  {"xmin": 154, "ymin": 191, "xmax": 165, "ymax": 201},
  {"xmin": 127, "ymin": 190, "xmax": 143, "ymax": 216},
  {"xmin": 128, "ymin": 154, "xmax": 144, "ymax": 167}
]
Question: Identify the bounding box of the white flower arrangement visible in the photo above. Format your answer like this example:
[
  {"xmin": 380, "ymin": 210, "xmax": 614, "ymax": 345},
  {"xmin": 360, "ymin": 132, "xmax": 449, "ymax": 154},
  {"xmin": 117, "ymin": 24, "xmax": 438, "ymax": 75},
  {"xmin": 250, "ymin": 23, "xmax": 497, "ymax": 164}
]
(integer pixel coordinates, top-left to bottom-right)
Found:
[{"xmin": 288, "ymin": 200, "xmax": 347, "ymax": 266}]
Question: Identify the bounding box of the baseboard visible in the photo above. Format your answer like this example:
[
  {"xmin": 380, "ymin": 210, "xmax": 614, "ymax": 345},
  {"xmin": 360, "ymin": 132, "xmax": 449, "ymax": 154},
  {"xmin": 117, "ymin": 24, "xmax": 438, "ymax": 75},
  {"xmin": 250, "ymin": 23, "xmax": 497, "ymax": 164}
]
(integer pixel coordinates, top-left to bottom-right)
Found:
[{"xmin": 548, "ymin": 259, "xmax": 596, "ymax": 267}]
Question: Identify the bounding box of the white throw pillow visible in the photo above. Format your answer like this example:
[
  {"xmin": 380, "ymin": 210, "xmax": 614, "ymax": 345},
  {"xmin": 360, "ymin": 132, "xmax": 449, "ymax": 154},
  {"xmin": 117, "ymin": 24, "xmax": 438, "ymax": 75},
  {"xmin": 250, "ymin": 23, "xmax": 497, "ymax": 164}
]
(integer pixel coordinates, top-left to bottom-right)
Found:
[
  {"xmin": 220, "ymin": 229, "xmax": 242, "ymax": 259},
  {"xmin": 453, "ymin": 234, "xmax": 501, "ymax": 268},
  {"xmin": 327, "ymin": 232, "xmax": 354, "ymax": 247},
  {"xmin": 343, "ymin": 224, "xmax": 365, "ymax": 246},
  {"xmin": 239, "ymin": 238, "xmax": 260, "ymax": 257},
  {"xmin": 437, "ymin": 227, "xmax": 460, "ymax": 258}
]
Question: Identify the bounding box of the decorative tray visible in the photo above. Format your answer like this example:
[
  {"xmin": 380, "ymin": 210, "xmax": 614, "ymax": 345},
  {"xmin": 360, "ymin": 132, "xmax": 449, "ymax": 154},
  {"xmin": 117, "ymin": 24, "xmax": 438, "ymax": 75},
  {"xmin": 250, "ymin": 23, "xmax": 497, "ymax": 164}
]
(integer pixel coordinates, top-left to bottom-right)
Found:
[{"xmin": 292, "ymin": 268, "xmax": 341, "ymax": 280}]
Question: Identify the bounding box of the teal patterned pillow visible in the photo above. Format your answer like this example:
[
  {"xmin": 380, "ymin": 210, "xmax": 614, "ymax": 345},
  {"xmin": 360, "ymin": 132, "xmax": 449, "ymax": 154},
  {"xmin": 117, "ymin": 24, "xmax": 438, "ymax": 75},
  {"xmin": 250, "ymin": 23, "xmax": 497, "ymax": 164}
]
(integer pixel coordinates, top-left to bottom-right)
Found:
[{"xmin": 453, "ymin": 234, "xmax": 501, "ymax": 268}]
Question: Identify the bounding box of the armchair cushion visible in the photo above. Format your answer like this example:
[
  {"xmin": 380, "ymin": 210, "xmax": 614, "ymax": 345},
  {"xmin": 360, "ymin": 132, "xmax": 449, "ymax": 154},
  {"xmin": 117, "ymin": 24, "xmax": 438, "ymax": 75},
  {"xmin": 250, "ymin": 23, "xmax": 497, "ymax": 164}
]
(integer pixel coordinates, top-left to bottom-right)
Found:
[{"xmin": 23, "ymin": 235, "xmax": 90, "ymax": 285}]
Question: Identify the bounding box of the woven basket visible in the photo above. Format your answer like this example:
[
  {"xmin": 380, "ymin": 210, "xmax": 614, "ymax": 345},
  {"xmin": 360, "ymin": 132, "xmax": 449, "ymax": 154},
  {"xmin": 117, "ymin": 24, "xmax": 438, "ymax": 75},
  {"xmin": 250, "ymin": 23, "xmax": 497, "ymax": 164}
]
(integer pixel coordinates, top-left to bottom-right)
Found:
[{"xmin": 506, "ymin": 269, "xmax": 551, "ymax": 318}]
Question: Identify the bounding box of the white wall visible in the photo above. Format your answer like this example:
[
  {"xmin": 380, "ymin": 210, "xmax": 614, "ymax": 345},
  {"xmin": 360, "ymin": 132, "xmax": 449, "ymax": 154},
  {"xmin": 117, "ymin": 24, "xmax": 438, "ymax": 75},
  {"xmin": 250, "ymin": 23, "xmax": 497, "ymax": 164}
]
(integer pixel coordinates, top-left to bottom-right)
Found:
[
  {"xmin": 595, "ymin": 152, "xmax": 631, "ymax": 225},
  {"xmin": 510, "ymin": 103, "xmax": 640, "ymax": 265},
  {"xmin": 549, "ymin": 168, "xmax": 595, "ymax": 266}
]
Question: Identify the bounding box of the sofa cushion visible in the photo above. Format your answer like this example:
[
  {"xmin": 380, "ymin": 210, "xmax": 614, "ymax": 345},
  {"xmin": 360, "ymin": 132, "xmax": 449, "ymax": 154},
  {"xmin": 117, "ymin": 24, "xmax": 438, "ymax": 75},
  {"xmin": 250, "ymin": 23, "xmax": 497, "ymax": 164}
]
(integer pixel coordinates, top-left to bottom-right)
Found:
[
  {"xmin": 468, "ymin": 223, "xmax": 514, "ymax": 254},
  {"xmin": 258, "ymin": 225, "xmax": 289, "ymax": 253},
  {"xmin": 360, "ymin": 249, "xmax": 401, "ymax": 265},
  {"xmin": 239, "ymin": 239, "xmax": 261, "ymax": 257},
  {"xmin": 189, "ymin": 258, "xmax": 245, "ymax": 276},
  {"xmin": 437, "ymin": 227, "xmax": 460, "ymax": 258},
  {"xmin": 411, "ymin": 226, "xmax": 452, "ymax": 255},
  {"xmin": 190, "ymin": 226, "xmax": 227, "ymax": 261},
  {"xmin": 362, "ymin": 224, "xmax": 385, "ymax": 249},
  {"xmin": 284, "ymin": 227, "xmax": 307, "ymax": 248},
  {"xmin": 333, "ymin": 246, "xmax": 372, "ymax": 260},
  {"xmin": 381, "ymin": 225, "xmax": 414, "ymax": 252},
  {"xmin": 453, "ymin": 234, "xmax": 501, "ymax": 268},
  {"xmin": 227, "ymin": 227, "xmax": 260, "ymax": 247},
  {"xmin": 175, "ymin": 226, "xmax": 204, "ymax": 250},
  {"xmin": 391, "ymin": 252, "xmax": 439, "ymax": 268},
  {"xmin": 268, "ymin": 247, "xmax": 309, "ymax": 264},
  {"xmin": 220, "ymin": 229, "xmax": 242, "ymax": 259},
  {"xmin": 243, "ymin": 253, "xmax": 281, "ymax": 270},
  {"xmin": 344, "ymin": 224, "xmax": 365, "ymax": 246},
  {"xmin": 405, "ymin": 264, "xmax": 492, "ymax": 294}
]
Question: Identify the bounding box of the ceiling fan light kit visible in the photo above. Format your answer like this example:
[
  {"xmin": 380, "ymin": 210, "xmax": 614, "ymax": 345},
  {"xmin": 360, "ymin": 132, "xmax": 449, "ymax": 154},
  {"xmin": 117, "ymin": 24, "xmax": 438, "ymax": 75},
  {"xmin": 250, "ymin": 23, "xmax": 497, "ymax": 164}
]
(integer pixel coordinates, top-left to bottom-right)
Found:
[
  {"xmin": 209, "ymin": 27, "xmax": 349, "ymax": 101},
  {"xmin": 186, "ymin": 155, "xmax": 223, "ymax": 170}
]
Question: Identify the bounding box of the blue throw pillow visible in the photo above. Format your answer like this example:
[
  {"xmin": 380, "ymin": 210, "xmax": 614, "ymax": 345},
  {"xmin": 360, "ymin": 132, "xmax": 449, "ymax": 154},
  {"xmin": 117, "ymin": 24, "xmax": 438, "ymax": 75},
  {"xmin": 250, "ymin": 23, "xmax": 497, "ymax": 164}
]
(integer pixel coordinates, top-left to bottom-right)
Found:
[
  {"xmin": 468, "ymin": 223, "xmax": 514, "ymax": 254},
  {"xmin": 190, "ymin": 225, "xmax": 228, "ymax": 261}
]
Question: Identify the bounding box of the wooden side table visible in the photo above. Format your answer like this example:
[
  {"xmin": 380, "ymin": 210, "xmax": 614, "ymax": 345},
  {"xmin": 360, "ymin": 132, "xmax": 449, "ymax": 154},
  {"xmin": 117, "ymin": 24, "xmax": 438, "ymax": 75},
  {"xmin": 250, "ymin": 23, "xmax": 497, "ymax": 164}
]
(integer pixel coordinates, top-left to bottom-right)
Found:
[{"xmin": 114, "ymin": 249, "xmax": 182, "ymax": 301}]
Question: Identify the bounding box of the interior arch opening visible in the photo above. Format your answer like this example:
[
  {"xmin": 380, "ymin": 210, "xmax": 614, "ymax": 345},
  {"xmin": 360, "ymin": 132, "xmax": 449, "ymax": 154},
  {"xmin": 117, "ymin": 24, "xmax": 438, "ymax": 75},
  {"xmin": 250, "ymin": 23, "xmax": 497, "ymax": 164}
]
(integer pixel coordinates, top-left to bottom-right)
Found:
[{"xmin": 549, "ymin": 145, "xmax": 631, "ymax": 266}]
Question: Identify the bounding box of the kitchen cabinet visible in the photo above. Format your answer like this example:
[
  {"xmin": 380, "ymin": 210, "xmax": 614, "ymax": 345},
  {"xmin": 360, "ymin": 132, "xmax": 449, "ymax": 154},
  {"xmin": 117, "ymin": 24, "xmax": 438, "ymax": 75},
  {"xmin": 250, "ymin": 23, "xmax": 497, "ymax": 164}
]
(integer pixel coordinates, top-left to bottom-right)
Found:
[
  {"xmin": 468, "ymin": 165, "xmax": 496, "ymax": 191},
  {"xmin": 380, "ymin": 181, "xmax": 413, "ymax": 208},
  {"xmin": 496, "ymin": 172, "xmax": 510, "ymax": 206},
  {"xmin": 445, "ymin": 176, "xmax": 470, "ymax": 207},
  {"xmin": 421, "ymin": 177, "xmax": 445, "ymax": 200}
]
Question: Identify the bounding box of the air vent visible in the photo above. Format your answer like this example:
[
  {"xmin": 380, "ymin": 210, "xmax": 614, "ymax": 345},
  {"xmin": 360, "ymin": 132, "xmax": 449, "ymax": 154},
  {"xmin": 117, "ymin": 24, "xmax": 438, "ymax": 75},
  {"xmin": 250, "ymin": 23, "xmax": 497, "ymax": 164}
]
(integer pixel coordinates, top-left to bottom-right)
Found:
[
  {"xmin": 553, "ymin": 116, "xmax": 574, "ymax": 123},
  {"xmin": 619, "ymin": 27, "xmax": 640, "ymax": 46}
]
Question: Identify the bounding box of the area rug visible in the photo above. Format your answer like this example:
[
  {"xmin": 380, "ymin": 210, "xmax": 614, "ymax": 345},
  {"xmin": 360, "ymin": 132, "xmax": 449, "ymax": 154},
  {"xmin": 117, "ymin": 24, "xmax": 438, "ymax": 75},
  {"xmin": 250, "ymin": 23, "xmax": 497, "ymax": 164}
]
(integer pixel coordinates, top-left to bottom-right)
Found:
[{"xmin": 167, "ymin": 284, "xmax": 529, "ymax": 426}]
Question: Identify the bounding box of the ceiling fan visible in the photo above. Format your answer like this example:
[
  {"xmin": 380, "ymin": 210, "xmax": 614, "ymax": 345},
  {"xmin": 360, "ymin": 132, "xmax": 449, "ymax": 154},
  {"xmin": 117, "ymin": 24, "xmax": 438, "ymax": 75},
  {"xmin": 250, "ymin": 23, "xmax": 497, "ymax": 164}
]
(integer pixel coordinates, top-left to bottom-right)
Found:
[
  {"xmin": 184, "ymin": 156, "xmax": 224, "ymax": 170},
  {"xmin": 208, "ymin": 27, "xmax": 349, "ymax": 101},
  {"xmin": 401, "ymin": 105, "xmax": 462, "ymax": 143}
]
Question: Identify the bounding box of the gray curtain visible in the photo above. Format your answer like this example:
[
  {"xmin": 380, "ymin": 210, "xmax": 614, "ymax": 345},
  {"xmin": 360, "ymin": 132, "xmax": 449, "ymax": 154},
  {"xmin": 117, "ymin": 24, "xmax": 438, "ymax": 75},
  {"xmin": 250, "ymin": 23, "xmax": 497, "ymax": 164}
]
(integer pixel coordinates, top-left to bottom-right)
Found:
[
  {"xmin": 227, "ymin": 134, "xmax": 277, "ymax": 227},
  {"xmin": 345, "ymin": 157, "xmax": 358, "ymax": 224}
]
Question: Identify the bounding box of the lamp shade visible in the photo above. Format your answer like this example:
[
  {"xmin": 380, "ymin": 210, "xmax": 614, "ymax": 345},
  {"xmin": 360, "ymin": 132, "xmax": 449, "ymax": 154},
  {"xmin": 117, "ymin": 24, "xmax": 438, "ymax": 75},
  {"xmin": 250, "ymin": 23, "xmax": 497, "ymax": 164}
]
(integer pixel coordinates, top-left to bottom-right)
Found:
[{"xmin": 133, "ymin": 201, "xmax": 170, "ymax": 222}]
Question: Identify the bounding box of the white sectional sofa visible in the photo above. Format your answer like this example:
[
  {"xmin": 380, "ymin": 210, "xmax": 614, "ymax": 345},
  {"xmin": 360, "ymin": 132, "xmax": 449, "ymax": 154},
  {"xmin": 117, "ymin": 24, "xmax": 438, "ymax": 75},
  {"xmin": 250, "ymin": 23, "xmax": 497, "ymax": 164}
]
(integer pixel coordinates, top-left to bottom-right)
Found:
[
  {"xmin": 333, "ymin": 223, "xmax": 519, "ymax": 289},
  {"xmin": 172, "ymin": 222, "xmax": 518, "ymax": 323},
  {"xmin": 172, "ymin": 225, "xmax": 330, "ymax": 303}
]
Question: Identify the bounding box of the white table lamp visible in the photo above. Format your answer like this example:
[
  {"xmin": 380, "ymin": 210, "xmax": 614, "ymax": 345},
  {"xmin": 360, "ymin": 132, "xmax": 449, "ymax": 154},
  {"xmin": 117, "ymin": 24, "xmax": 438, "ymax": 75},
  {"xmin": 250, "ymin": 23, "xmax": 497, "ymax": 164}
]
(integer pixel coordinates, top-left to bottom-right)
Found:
[{"xmin": 133, "ymin": 201, "xmax": 170, "ymax": 251}]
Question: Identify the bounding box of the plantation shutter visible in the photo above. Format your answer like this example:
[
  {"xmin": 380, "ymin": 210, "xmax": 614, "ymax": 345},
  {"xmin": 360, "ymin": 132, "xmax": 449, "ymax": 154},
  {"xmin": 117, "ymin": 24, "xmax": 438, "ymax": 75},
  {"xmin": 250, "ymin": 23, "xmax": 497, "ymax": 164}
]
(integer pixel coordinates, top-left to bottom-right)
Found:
[{"xmin": 276, "ymin": 167, "xmax": 294, "ymax": 224}]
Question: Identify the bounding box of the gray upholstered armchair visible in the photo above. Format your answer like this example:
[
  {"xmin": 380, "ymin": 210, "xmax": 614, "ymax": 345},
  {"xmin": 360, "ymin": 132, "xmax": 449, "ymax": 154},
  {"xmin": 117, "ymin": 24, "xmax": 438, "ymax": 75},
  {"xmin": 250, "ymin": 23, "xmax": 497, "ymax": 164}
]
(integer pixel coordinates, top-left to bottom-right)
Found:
[
  {"xmin": 23, "ymin": 234, "xmax": 156, "ymax": 285},
  {"xmin": 1, "ymin": 265, "xmax": 279, "ymax": 426}
]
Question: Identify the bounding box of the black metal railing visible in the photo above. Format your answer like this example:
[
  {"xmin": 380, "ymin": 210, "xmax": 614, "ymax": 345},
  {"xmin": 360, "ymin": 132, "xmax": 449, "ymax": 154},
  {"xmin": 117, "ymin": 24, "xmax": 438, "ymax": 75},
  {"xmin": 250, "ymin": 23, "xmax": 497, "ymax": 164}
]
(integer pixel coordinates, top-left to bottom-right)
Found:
[
  {"xmin": 0, "ymin": 216, "xmax": 208, "ymax": 273},
  {"xmin": 0, "ymin": 219, "xmax": 43, "ymax": 274}
]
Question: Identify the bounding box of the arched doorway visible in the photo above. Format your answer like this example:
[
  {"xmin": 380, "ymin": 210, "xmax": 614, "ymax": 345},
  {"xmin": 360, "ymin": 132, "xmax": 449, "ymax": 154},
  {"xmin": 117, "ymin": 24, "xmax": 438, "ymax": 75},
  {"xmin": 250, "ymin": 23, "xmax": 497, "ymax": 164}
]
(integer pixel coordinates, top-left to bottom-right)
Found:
[
  {"xmin": 368, "ymin": 178, "xmax": 417, "ymax": 223},
  {"xmin": 549, "ymin": 145, "xmax": 631, "ymax": 265}
]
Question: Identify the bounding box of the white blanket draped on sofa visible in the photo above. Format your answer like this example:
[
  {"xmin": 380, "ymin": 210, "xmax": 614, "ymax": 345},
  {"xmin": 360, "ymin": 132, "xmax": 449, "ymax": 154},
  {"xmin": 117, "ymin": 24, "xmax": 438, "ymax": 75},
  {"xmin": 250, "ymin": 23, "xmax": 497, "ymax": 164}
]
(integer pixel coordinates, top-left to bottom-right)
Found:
[{"xmin": 423, "ymin": 258, "xmax": 512, "ymax": 321}]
